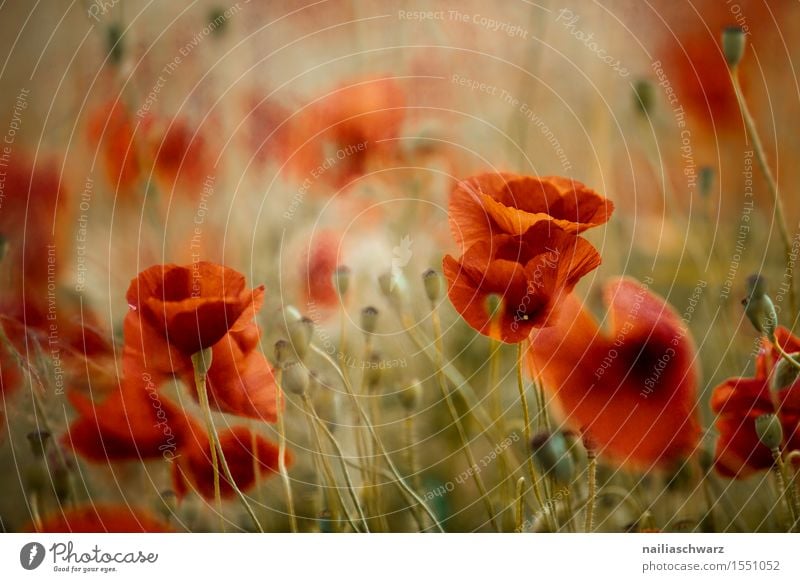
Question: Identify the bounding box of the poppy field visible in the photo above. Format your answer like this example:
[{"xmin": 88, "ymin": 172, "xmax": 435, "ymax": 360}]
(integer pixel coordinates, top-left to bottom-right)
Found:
[{"xmin": 1, "ymin": 1, "xmax": 800, "ymax": 534}]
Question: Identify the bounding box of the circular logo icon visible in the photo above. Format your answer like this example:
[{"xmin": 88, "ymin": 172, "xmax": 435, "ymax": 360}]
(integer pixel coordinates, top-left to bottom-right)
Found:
[{"xmin": 19, "ymin": 542, "xmax": 46, "ymax": 570}]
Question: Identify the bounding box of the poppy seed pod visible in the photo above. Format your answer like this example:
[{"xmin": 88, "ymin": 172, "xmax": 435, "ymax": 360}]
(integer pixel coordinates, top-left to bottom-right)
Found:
[
  {"xmin": 771, "ymin": 352, "xmax": 800, "ymax": 392},
  {"xmin": 282, "ymin": 362, "xmax": 310, "ymax": 396},
  {"xmin": 333, "ymin": 265, "xmax": 351, "ymax": 297},
  {"xmin": 26, "ymin": 430, "xmax": 51, "ymax": 458},
  {"xmin": 422, "ymin": 268, "xmax": 442, "ymax": 302},
  {"xmin": 754, "ymin": 413, "xmax": 783, "ymax": 450},
  {"xmin": 633, "ymin": 79, "xmax": 655, "ymax": 116},
  {"xmin": 722, "ymin": 26, "xmax": 746, "ymax": 69},
  {"xmin": 398, "ymin": 378, "xmax": 422, "ymax": 411},
  {"xmin": 378, "ymin": 271, "xmax": 408, "ymax": 306},
  {"xmin": 289, "ymin": 316, "xmax": 314, "ymax": 359},
  {"xmin": 361, "ymin": 306, "xmax": 379, "ymax": 335},
  {"xmin": 742, "ymin": 287, "xmax": 778, "ymax": 340},
  {"xmin": 530, "ymin": 431, "xmax": 575, "ymax": 485},
  {"xmin": 274, "ymin": 339, "xmax": 292, "ymax": 367}
]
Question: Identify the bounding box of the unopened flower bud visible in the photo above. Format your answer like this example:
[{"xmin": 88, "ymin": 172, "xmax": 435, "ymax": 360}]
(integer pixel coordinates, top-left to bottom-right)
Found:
[
  {"xmin": 333, "ymin": 266, "xmax": 351, "ymax": 297},
  {"xmin": 361, "ymin": 306, "xmax": 379, "ymax": 335},
  {"xmin": 289, "ymin": 316, "xmax": 314, "ymax": 359},
  {"xmin": 754, "ymin": 413, "xmax": 783, "ymax": 449},
  {"xmin": 398, "ymin": 379, "xmax": 422, "ymax": 411},
  {"xmin": 772, "ymin": 352, "xmax": 800, "ymax": 392},
  {"xmin": 530, "ymin": 431, "xmax": 575, "ymax": 486},
  {"xmin": 698, "ymin": 166, "xmax": 714, "ymax": 198},
  {"xmin": 633, "ymin": 79, "xmax": 655, "ymax": 116},
  {"xmin": 363, "ymin": 352, "xmax": 383, "ymax": 390},
  {"xmin": 722, "ymin": 26, "xmax": 746, "ymax": 69},
  {"xmin": 27, "ymin": 430, "xmax": 51, "ymax": 458},
  {"xmin": 274, "ymin": 339, "xmax": 292, "ymax": 367},
  {"xmin": 422, "ymin": 269, "xmax": 442, "ymax": 302},
  {"xmin": 742, "ymin": 275, "xmax": 777, "ymax": 340},
  {"xmin": 282, "ymin": 362, "xmax": 310, "ymax": 396}
]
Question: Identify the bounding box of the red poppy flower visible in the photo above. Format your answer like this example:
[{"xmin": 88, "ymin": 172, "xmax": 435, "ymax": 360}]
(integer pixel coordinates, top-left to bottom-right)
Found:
[
  {"xmin": 448, "ymin": 173, "xmax": 613, "ymax": 252},
  {"xmin": 150, "ymin": 117, "xmax": 212, "ymax": 196},
  {"xmin": 125, "ymin": 262, "xmax": 265, "ymax": 361},
  {"xmin": 443, "ymin": 222, "xmax": 601, "ymax": 343},
  {"xmin": 87, "ymin": 99, "xmax": 141, "ymax": 196},
  {"xmin": 300, "ymin": 230, "xmax": 341, "ymax": 310},
  {"xmin": 63, "ymin": 377, "xmax": 197, "ymax": 463},
  {"xmin": 185, "ymin": 322, "xmax": 279, "ymax": 422},
  {"xmin": 31, "ymin": 505, "xmax": 173, "ymax": 532},
  {"xmin": 711, "ymin": 327, "xmax": 800, "ymax": 478},
  {"xmin": 277, "ymin": 76, "xmax": 405, "ymax": 189},
  {"xmin": 528, "ymin": 277, "xmax": 700, "ymax": 468},
  {"xmin": 172, "ymin": 426, "xmax": 284, "ymax": 500}
]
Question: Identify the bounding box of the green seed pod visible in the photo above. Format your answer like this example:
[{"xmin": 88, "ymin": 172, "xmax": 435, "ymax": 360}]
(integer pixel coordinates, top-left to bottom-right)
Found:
[
  {"xmin": 755, "ymin": 413, "xmax": 783, "ymax": 449},
  {"xmin": 633, "ymin": 79, "xmax": 655, "ymax": 116},
  {"xmin": 722, "ymin": 26, "xmax": 746, "ymax": 69},
  {"xmin": 772, "ymin": 352, "xmax": 800, "ymax": 392},
  {"xmin": 361, "ymin": 306, "xmax": 379, "ymax": 335},
  {"xmin": 422, "ymin": 268, "xmax": 442, "ymax": 302},
  {"xmin": 530, "ymin": 431, "xmax": 575, "ymax": 486},
  {"xmin": 282, "ymin": 362, "xmax": 310, "ymax": 396},
  {"xmin": 289, "ymin": 316, "xmax": 314, "ymax": 360},
  {"xmin": 398, "ymin": 378, "xmax": 422, "ymax": 411},
  {"xmin": 274, "ymin": 339, "xmax": 292, "ymax": 367},
  {"xmin": 333, "ymin": 265, "xmax": 351, "ymax": 297},
  {"xmin": 743, "ymin": 275, "xmax": 777, "ymax": 340}
]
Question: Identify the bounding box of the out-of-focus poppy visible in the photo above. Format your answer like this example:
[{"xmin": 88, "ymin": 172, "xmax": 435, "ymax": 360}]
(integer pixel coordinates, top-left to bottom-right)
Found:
[
  {"xmin": 300, "ymin": 230, "xmax": 341, "ymax": 310},
  {"xmin": 448, "ymin": 173, "xmax": 613, "ymax": 252},
  {"xmin": 63, "ymin": 377, "xmax": 197, "ymax": 463},
  {"xmin": 443, "ymin": 222, "xmax": 601, "ymax": 343},
  {"xmin": 172, "ymin": 426, "xmax": 284, "ymax": 500},
  {"xmin": 528, "ymin": 277, "xmax": 700, "ymax": 468},
  {"xmin": 87, "ymin": 99, "xmax": 142, "ymax": 196},
  {"xmin": 276, "ymin": 76, "xmax": 406, "ymax": 190},
  {"xmin": 711, "ymin": 327, "xmax": 800, "ymax": 478},
  {"xmin": 31, "ymin": 505, "xmax": 173, "ymax": 532},
  {"xmin": 149, "ymin": 117, "xmax": 212, "ymax": 197}
]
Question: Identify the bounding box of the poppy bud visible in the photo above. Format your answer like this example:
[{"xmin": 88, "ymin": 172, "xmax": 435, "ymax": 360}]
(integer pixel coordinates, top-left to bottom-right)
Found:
[
  {"xmin": 755, "ymin": 413, "xmax": 783, "ymax": 449},
  {"xmin": 742, "ymin": 275, "xmax": 777, "ymax": 340},
  {"xmin": 633, "ymin": 79, "xmax": 655, "ymax": 116},
  {"xmin": 398, "ymin": 378, "xmax": 422, "ymax": 411},
  {"xmin": 378, "ymin": 271, "xmax": 408, "ymax": 306},
  {"xmin": 333, "ymin": 265, "xmax": 351, "ymax": 297},
  {"xmin": 772, "ymin": 352, "xmax": 800, "ymax": 392},
  {"xmin": 27, "ymin": 430, "xmax": 51, "ymax": 458},
  {"xmin": 422, "ymin": 268, "xmax": 442, "ymax": 302},
  {"xmin": 289, "ymin": 316, "xmax": 314, "ymax": 360},
  {"xmin": 530, "ymin": 431, "xmax": 575, "ymax": 486},
  {"xmin": 274, "ymin": 339, "xmax": 292, "ymax": 367},
  {"xmin": 361, "ymin": 306, "xmax": 379, "ymax": 335},
  {"xmin": 698, "ymin": 166, "xmax": 714, "ymax": 198},
  {"xmin": 722, "ymin": 26, "xmax": 746, "ymax": 69},
  {"xmin": 364, "ymin": 352, "xmax": 383, "ymax": 390},
  {"xmin": 282, "ymin": 362, "xmax": 310, "ymax": 396}
]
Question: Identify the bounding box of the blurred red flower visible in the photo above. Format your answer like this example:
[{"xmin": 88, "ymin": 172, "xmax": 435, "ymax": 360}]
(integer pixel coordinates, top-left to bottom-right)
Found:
[
  {"xmin": 31, "ymin": 505, "xmax": 173, "ymax": 533},
  {"xmin": 87, "ymin": 99, "xmax": 142, "ymax": 197},
  {"xmin": 448, "ymin": 173, "xmax": 613, "ymax": 252},
  {"xmin": 443, "ymin": 222, "xmax": 601, "ymax": 343},
  {"xmin": 528, "ymin": 277, "xmax": 700, "ymax": 468},
  {"xmin": 276, "ymin": 76, "xmax": 406, "ymax": 190},
  {"xmin": 711, "ymin": 327, "xmax": 800, "ymax": 478},
  {"xmin": 172, "ymin": 426, "xmax": 284, "ymax": 500}
]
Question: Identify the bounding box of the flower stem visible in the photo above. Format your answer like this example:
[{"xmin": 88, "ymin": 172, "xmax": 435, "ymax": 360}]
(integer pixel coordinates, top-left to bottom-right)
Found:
[
  {"xmin": 432, "ymin": 307, "xmax": 499, "ymax": 532},
  {"xmin": 304, "ymin": 394, "xmax": 370, "ymax": 531},
  {"xmin": 515, "ymin": 477, "xmax": 525, "ymax": 532},
  {"xmin": 192, "ymin": 350, "xmax": 264, "ymax": 533},
  {"xmin": 273, "ymin": 367, "xmax": 298, "ymax": 532},
  {"xmin": 310, "ymin": 342, "xmax": 444, "ymax": 531},
  {"xmin": 772, "ymin": 447, "xmax": 799, "ymax": 531},
  {"xmin": 729, "ymin": 69, "xmax": 797, "ymax": 320},
  {"xmin": 584, "ymin": 449, "xmax": 597, "ymax": 532}
]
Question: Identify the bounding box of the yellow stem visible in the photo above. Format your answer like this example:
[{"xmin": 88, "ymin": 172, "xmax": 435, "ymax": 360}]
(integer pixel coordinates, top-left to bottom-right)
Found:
[
  {"xmin": 584, "ymin": 451, "xmax": 597, "ymax": 532},
  {"xmin": 273, "ymin": 367, "xmax": 298, "ymax": 532}
]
